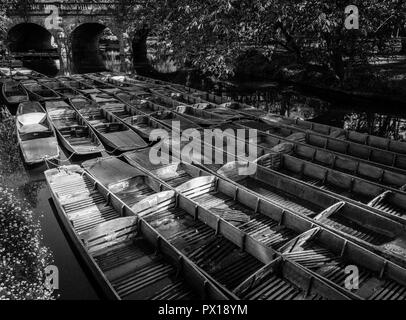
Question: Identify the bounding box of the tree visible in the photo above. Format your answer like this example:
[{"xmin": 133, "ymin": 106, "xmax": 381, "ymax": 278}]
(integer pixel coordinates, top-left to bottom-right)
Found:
[{"xmin": 148, "ymin": 0, "xmax": 406, "ymax": 81}]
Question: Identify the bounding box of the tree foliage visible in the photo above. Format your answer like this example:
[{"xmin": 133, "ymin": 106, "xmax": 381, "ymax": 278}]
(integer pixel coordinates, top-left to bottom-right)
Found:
[
  {"xmin": 148, "ymin": 0, "xmax": 406, "ymax": 80},
  {"xmin": 1, "ymin": 0, "xmax": 405, "ymax": 79}
]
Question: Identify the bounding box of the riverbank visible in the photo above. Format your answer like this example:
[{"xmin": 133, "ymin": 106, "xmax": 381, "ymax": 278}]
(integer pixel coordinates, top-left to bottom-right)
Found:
[{"xmin": 0, "ymin": 115, "xmax": 55, "ymax": 300}]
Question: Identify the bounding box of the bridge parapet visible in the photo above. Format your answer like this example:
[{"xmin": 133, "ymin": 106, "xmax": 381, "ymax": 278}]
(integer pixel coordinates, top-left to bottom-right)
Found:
[{"xmin": 7, "ymin": 1, "xmax": 134, "ymax": 16}]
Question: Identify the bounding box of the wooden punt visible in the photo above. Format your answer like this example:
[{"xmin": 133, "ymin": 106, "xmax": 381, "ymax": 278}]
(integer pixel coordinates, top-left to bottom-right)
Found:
[
  {"xmin": 115, "ymin": 92, "xmax": 168, "ymax": 114},
  {"xmin": 264, "ymin": 114, "xmax": 406, "ymax": 156},
  {"xmin": 258, "ymin": 152, "xmax": 406, "ymax": 225},
  {"xmin": 115, "ymin": 89, "xmax": 153, "ymax": 101},
  {"xmin": 45, "ymin": 99, "xmax": 104, "ymax": 155},
  {"xmin": 88, "ymin": 92, "xmax": 120, "ymax": 105},
  {"xmin": 151, "ymin": 110, "xmax": 203, "ymax": 132},
  {"xmin": 105, "ymin": 76, "xmax": 154, "ymax": 91},
  {"xmin": 232, "ymin": 256, "xmax": 351, "ymax": 300},
  {"xmin": 129, "ymin": 167, "xmax": 406, "ymax": 300},
  {"xmin": 237, "ymin": 118, "xmax": 406, "ymax": 171},
  {"xmin": 166, "ymin": 82, "xmax": 275, "ymax": 119},
  {"xmin": 10, "ymin": 74, "xmax": 32, "ymax": 82},
  {"xmin": 5, "ymin": 68, "xmax": 46, "ymax": 80},
  {"xmin": 70, "ymin": 96, "xmax": 148, "ymax": 152},
  {"xmin": 84, "ymin": 74, "xmax": 145, "ymax": 93},
  {"xmin": 44, "ymin": 165, "xmax": 233, "ymax": 300},
  {"xmin": 161, "ymin": 86, "xmax": 267, "ymax": 118},
  {"xmin": 152, "ymin": 87, "xmax": 211, "ymax": 105},
  {"xmin": 261, "ymin": 117, "xmax": 406, "ymax": 171},
  {"xmin": 195, "ymin": 124, "xmax": 406, "ymax": 225},
  {"xmin": 217, "ymin": 160, "xmax": 406, "ymax": 267},
  {"xmin": 125, "ymin": 145, "xmax": 406, "ymax": 267},
  {"xmin": 2, "ymin": 79, "xmax": 29, "ymax": 106},
  {"xmin": 16, "ymin": 101, "xmax": 59, "ymax": 164},
  {"xmin": 118, "ymin": 77, "xmax": 163, "ymax": 90},
  {"xmin": 151, "ymin": 89, "xmax": 241, "ymax": 122},
  {"xmin": 172, "ymin": 105, "xmax": 232, "ymax": 126},
  {"xmin": 21, "ymin": 81, "xmax": 61, "ymax": 101},
  {"xmin": 83, "ymin": 157, "xmax": 351, "ymax": 299},
  {"xmin": 57, "ymin": 78, "xmax": 101, "ymax": 95},
  {"xmin": 75, "ymin": 75, "xmax": 121, "ymax": 94},
  {"xmin": 0, "ymin": 67, "xmax": 13, "ymax": 77},
  {"xmin": 168, "ymin": 85, "xmax": 269, "ymax": 118},
  {"xmin": 105, "ymin": 73, "xmax": 166, "ymax": 90},
  {"xmin": 232, "ymin": 121, "xmax": 406, "ymax": 189},
  {"xmin": 82, "ymin": 157, "xmax": 167, "ymax": 207},
  {"xmin": 165, "ymin": 81, "xmax": 233, "ymax": 105},
  {"xmin": 279, "ymin": 227, "xmax": 406, "ymax": 300},
  {"xmin": 101, "ymin": 103, "xmax": 167, "ymax": 140},
  {"xmin": 16, "ymin": 69, "xmax": 48, "ymax": 80},
  {"xmin": 39, "ymin": 79, "xmax": 83, "ymax": 99}
]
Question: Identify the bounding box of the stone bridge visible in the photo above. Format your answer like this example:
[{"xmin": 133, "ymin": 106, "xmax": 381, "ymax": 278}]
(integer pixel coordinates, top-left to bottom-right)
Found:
[{"xmin": 4, "ymin": 1, "xmax": 149, "ymax": 74}]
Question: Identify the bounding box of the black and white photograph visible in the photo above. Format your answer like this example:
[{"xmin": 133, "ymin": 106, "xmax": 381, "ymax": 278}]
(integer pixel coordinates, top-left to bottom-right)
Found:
[{"xmin": 1, "ymin": 0, "xmax": 406, "ymax": 309}]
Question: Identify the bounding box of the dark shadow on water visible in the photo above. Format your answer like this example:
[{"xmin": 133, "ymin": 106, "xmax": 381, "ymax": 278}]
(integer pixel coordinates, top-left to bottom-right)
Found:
[{"xmin": 21, "ymin": 59, "xmax": 59, "ymax": 77}]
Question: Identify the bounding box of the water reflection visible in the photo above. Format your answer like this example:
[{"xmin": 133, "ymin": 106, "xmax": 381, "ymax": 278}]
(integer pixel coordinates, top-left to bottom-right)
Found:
[
  {"xmin": 21, "ymin": 58, "xmax": 60, "ymax": 77},
  {"xmin": 220, "ymin": 84, "xmax": 406, "ymax": 141}
]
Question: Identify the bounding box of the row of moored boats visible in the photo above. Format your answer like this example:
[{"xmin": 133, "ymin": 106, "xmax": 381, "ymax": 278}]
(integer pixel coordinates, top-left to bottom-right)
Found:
[{"xmin": 2, "ymin": 67, "xmax": 406, "ymax": 300}]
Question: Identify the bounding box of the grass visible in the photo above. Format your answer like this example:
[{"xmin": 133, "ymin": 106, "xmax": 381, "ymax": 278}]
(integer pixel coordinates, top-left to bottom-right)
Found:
[{"xmin": 0, "ymin": 114, "xmax": 55, "ymax": 300}]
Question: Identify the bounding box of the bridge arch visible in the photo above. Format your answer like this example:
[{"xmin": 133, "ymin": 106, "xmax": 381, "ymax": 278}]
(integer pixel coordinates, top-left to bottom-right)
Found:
[
  {"xmin": 7, "ymin": 23, "xmax": 59, "ymax": 76},
  {"xmin": 71, "ymin": 22, "xmax": 119, "ymax": 74}
]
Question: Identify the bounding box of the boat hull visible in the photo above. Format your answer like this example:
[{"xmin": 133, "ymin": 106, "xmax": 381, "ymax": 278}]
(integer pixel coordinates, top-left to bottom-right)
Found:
[{"xmin": 19, "ymin": 137, "xmax": 59, "ymax": 165}]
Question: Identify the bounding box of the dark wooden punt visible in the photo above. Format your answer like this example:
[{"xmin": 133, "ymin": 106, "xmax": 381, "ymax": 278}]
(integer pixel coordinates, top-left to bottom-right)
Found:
[
  {"xmin": 217, "ymin": 161, "xmax": 406, "ymax": 267},
  {"xmin": 9, "ymin": 68, "xmax": 48, "ymax": 81},
  {"xmin": 232, "ymin": 256, "xmax": 350, "ymax": 300},
  {"xmin": 10, "ymin": 74, "xmax": 32, "ymax": 82},
  {"xmin": 124, "ymin": 146, "xmax": 406, "ymax": 267},
  {"xmin": 1, "ymin": 79, "xmax": 29, "ymax": 106},
  {"xmin": 73, "ymin": 75, "xmax": 122, "ymax": 94},
  {"xmin": 45, "ymin": 165, "xmax": 233, "ymax": 300},
  {"xmin": 85, "ymin": 93, "xmax": 170, "ymax": 141},
  {"xmin": 16, "ymin": 101, "xmax": 59, "ymax": 164},
  {"xmin": 83, "ymin": 157, "xmax": 350, "ymax": 300},
  {"xmin": 82, "ymin": 156, "xmax": 168, "ymax": 207},
  {"xmin": 70, "ymin": 96, "xmax": 148, "ymax": 152},
  {"xmin": 106, "ymin": 76, "xmax": 157, "ymax": 91},
  {"xmin": 151, "ymin": 110, "xmax": 203, "ymax": 132},
  {"xmin": 180, "ymin": 126, "xmax": 406, "ymax": 225},
  {"xmin": 209, "ymin": 122, "xmax": 406, "ymax": 206},
  {"xmin": 232, "ymin": 121, "xmax": 406, "ymax": 188},
  {"xmin": 95, "ymin": 93, "xmax": 167, "ymax": 116},
  {"xmin": 127, "ymin": 158, "xmax": 406, "ymax": 300},
  {"xmin": 88, "ymin": 92, "xmax": 122, "ymax": 106},
  {"xmin": 259, "ymin": 153, "xmax": 406, "ymax": 225},
  {"xmin": 21, "ymin": 81, "xmax": 61, "ymax": 102},
  {"xmin": 263, "ymin": 114, "xmax": 406, "ymax": 156},
  {"xmin": 226, "ymin": 121, "xmax": 406, "ymax": 224},
  {"xmin": 254, "ymin": 117, "xmax": 406, "ymax": 171},
  {"xmin": 150, "ymin": 88, "xmax": 242, "ymax": 123},
  {"xmin": 92, "ymin": 73, "xmax": 165, "ymax": 90},
  {"xmin": 56, "ymin": 76, "xmax": 101, "ymax": 95},
  {"xmin": 114, "ymin": 92, "xmax": 169, "ymax": 114},
  {"xmin": 115, "ymin": 91, "xmax": 154, "ymax": 105},
  {"xmin": 45, "ymin": 100, "xmax": 104, "ymax": 155},
  {"xmin": 83, "ymin": 74, "xmax": 144, "ymax": 93},
  {"xmin": 159, "ymin": 85, "xmax": 268, "ymax": 118},
  {"xmin": 100, "ymin": 104, "xmax": 169, "ymax": 140},
  {"xmin": 278, "ymin": 227, "xmax": 406, "ymax": 300},
  {"xmin": 173, "ymin": 105, "xmax": 236, "ymax": 126},
  {"xmin": 39, "ymin": 79, "xmax": 83, "ymax": 99}
]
